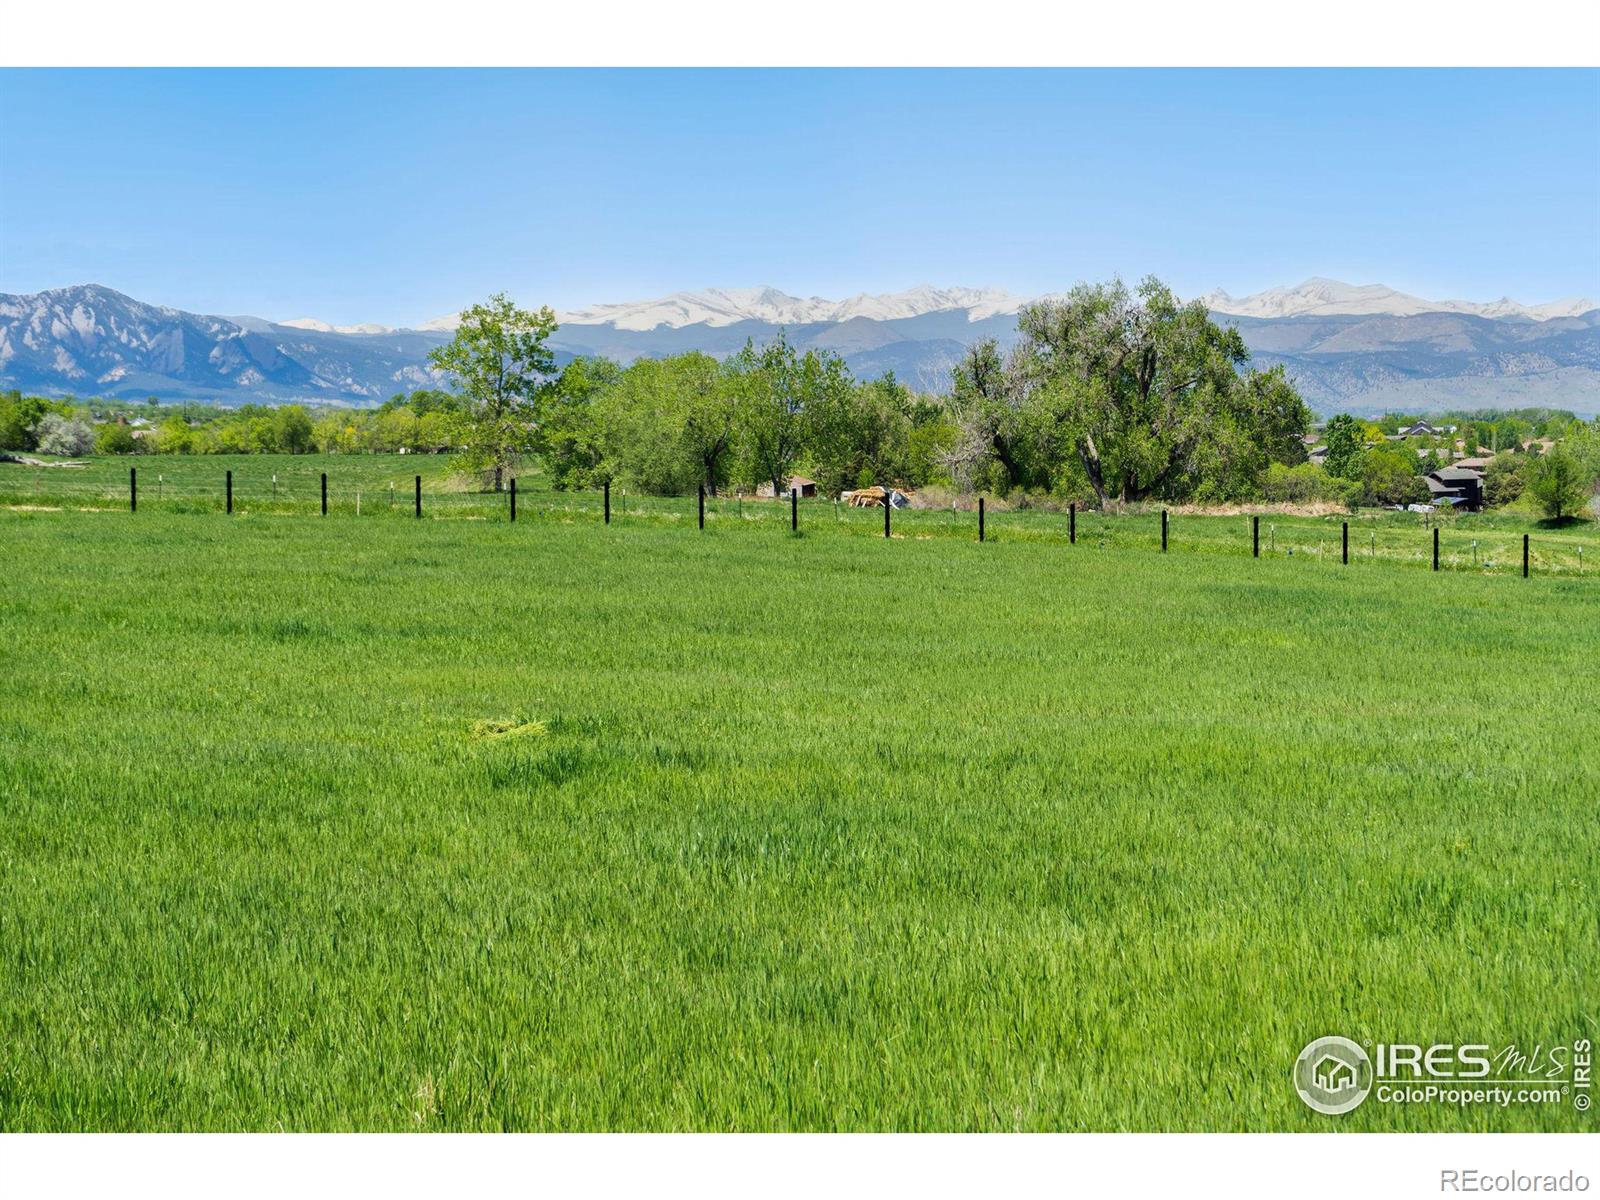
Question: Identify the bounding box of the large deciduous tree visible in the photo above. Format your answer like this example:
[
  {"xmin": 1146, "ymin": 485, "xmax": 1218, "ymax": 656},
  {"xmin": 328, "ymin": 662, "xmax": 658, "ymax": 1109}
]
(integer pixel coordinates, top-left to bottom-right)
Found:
[
  {"xmin": 730, "ymin": 332, "xmax": 848, "ymax": 498},
  {"xmin": 949, "ymin": 277, "xmax": 1310, "ymax": 505},
  {"xmin": 807, "ymin": 371, "xmax": 915, "ymax": 494},
  {"xmin": 537, "ymin": 356, "xmax": 622, "ymax": 490},
  {"xmin": 427, "ymin": 293, "xmax": 558, "ymax": 492},
  {"xmin": 1321, "ymin": 414, "xmax": 1365, "ymax": 479}
]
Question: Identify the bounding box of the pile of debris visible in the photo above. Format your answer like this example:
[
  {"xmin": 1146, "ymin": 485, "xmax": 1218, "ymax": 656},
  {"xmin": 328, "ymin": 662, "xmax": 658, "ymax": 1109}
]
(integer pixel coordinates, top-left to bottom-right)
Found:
[
  {"xmin": 840, "ymin": 486, "xmax": 911, "ymax": 509},
  {"xmin": 0, "ymin": 454, "xmax": 90, "ymax": 468}
]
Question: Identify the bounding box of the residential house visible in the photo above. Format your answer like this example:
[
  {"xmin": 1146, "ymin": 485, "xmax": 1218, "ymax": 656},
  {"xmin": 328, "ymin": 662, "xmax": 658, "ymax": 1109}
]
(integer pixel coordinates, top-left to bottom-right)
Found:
[{"xmin": 1425, "ymin": 466, "xmax": 1484, "ymax": 511}]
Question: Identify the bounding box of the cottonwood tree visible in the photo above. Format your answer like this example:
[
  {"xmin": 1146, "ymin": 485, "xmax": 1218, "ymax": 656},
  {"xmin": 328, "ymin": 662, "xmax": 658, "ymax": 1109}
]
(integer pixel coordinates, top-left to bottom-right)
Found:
[
  {"xmin": 427, "ymin": 293, "xmax": 557, "ymax": 492},
  {"xmin": 807, "ymin": 371, "xmax": 915, "ymax": 494},
  {"xmin": 593, "ymin": 356, "xmax": 708, "ymax": 495},
  {"xmin": 730, "ymin": 332, "xmax": 848, "ymax": 498},
  {"xmin": 949, "ymin": 277, "xmax": 1310, "ymax": 505},
  {"xmin": 676, "ymin": 353, "xmax": 740, "ymax": 495},
  {"xmin": 537, "ymin": 356, "xmax": 622, "ymax": 489},
  {"xmin": 946, "ymin": 338, "xmax": 1032, "ymax": 490}
]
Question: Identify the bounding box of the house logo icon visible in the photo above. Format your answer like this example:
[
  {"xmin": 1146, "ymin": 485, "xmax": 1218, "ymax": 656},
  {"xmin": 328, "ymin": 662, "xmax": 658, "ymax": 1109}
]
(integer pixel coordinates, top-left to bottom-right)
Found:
[{"xmin": 1294, "ymin": 1036, "xmax": 1373, "ymax": 1115}]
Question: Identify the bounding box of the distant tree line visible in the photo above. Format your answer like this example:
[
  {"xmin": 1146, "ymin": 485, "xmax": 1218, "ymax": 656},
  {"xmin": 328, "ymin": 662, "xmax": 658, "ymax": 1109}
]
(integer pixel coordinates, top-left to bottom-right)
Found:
[
  {"xmin": 0, "ymin": 389, "xmax": 466, "ymax": 458},
  {"xmin": 6, "ymin": 279, "xmax": 1598, "ymax": 516}
]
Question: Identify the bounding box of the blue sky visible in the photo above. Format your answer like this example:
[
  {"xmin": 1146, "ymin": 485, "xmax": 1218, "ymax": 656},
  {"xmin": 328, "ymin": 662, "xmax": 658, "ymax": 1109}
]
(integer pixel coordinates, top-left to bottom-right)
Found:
[{"xmin": 2, "ymin": 68, "xmax": 1596, "ymax": 326}]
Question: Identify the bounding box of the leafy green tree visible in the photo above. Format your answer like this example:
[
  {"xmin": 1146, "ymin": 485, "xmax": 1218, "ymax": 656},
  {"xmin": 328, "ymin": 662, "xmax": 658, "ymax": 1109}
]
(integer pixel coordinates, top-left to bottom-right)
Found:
[
  {"xmin": 1565, "ymin": 417, "xmax": 1600, "ymax": 485},
  {"xmin": 533, "ymin": 357, "xmax": 617, "ymax": 489},
  {"xmin": 1244, "ymin": 367, "xmax": 1314, "ymax": 467},
  {"xmin": 729, "ymin": 332, "xmax": 844, "ymax": 498},
  {"xmin": 674, "ymin": 353, "xmax": 740, "ymax": 495},
  {"xmin": 904, "ymin": 397, "xmax": 958, "ymax": 488},
  {"xmin": 1494, "ymin": 416, "xmax": 1531, "ymax": 454},
  {"xmin": 1357, "ymin": 445, "xmax": 1427, "ymax": 507},
  {"xmin": 1026, "ymin": 279, "xmax": 1241, "ymax": 503},
  {"xmin": 417, "ymin": 411, "xmax": 456, "ymax": 453},
  {"xmin": 427, "ymin": 293, "xmax": 558, "ymax": 491},
  {"xmin": 951, "ymin": 278, "xmax": 1309, "ymax": 505},
  {"xmin": 0, "ymin": 391, "xmax": 63, "ymax": 451},
  {"xmin": 1525, "ymin": 447, "xmax": 1588, "ymax": 519},
  {"xmin": 807, "ymin": 372, "xmax": 915, "ymax": 494},
  {"xmin": 1322, "ymin": 414, "xmax": 1364, "ymax": 478},
  {"xmin": 95, "ymin": 421, "xmax": 137, "ymax": 455},
  {"xmin": 370, "ymin": 406, "xmax": 421, "ymax": 453},
  {"xmin": 1483, "ymin": 452, "xmax": 1526, "ymax": 507},
  {"xmin": 592, "ymin": 357, "xmax": 703, "ymax": 495},
  {"xmin": 947, "ymin": 338, "xmax": 1036, "ymax": 492},
  {"xmin": 274, "ymin": 405, "xmax": 315, "ymax": 454}
]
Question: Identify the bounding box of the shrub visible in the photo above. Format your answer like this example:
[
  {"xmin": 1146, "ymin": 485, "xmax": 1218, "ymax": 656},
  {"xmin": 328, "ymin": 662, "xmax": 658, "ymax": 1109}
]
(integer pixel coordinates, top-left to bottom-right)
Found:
[
  {"xmin": 1356, "ymin": 446, "xmax": 1427, "ymax": 507},
  {"xmin": 95, "ymin": 422, "xmax": 137, "ymax": 455},
  {"xmin": 33, "ymin": 413, "xmax": 95, "ymax": 456},
  {"xmin": 1262, "ymin": 462, "xmax": 1341, "ymax": 503}
]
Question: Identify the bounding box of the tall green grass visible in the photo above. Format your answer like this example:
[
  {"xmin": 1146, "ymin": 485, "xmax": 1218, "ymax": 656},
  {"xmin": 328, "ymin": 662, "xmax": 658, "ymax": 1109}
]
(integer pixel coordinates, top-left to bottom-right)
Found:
[{"xmin": 0, "ymin": 504, "xmax": 1595, "ymax": 1130}]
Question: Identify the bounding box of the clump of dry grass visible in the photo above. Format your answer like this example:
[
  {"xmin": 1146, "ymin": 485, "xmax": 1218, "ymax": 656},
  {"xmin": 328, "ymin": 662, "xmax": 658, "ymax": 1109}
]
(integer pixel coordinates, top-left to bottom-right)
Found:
[
  {"xmin": 411, "ymin": 1076, "xmax": 439, "ymax": 1125},
  {"xmin": 469, "ymin": 717, "xmax": 548, "ymax": 742}
]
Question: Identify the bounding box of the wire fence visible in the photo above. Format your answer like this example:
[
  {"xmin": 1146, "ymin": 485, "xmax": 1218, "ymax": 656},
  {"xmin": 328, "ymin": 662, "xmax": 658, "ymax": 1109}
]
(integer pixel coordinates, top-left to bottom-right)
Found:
[{"xmin": 3, "ymin": 463, "xmax": 1594, "ymax": 580}]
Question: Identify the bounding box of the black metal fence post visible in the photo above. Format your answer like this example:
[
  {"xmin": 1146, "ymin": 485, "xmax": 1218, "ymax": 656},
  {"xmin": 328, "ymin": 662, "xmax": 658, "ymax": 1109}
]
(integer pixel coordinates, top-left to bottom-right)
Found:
[
  {"xmin": 321, "ymin": 472, "xmax": 328, "ymax": 516},
  {"xmin": 1161, "ymin": 509, "xmax": 1168, "ymax": 552},
  {"xmin": 1523, "ymin": 534, "xmax": 1530, "ymax": 578},
  {"xmin": 884, "ymin": 493, "xmax": 891, "ymax": 538},
  {"xmin": 1433, "ymin": 527, "xmax": 1440, "ymax": 571},
  {"xmin": 698, "ymin": 485, "xmax": 705, "ymax": 530},
  {"xmin": 1342, "ymin": 521, "xmax": 1348, "ymax": 565},
  {"xmin": 509, "ymin": 476, "xmax": 517, "ymax": 523},
  {"xmin": 604, "ymin": 481, "xmax": 611, "ymax": 524},
  {"xmin": 1069, "ymin": 502, "xmax": 1075, "ymax": 545},
  {"xmin": 130, "ymin": 467, "xmax": 137, "ymax": 513},
  {"xmin": 979, "ymin": 496, "xmax": 986, "ymax": 543},
  {"xmin": 791, "ymin": 487, "xmax": 798, "ymax": 531},
  {"xmin": 415, "ymin": 475, "xmax": 421, "ymax": 518},
  {"xmin": 1253, "ymin": 515, "xmax": 1260, "ymax": 558},
  {"xmin": 226, "ymin": 470, "xmax": 233, "ymax": 514}
]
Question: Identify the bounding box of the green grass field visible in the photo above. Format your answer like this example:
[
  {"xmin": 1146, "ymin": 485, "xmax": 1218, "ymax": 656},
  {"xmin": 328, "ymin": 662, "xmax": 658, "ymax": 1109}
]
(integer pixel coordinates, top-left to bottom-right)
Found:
[
  {"xmin": 1, "ymin": 465, "xmax": 1597, "ymax": 1131},
  {"xmin": 5, "ymin": 451, "xmax": 1598, "ymax": 575}
]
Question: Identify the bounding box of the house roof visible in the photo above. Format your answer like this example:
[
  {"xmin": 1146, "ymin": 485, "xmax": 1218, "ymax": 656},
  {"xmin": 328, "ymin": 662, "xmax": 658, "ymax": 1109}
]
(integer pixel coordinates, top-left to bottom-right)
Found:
[
  {"xmin": 1455, "ymin": 456, "xmax": 1494, "ymax": 470},
  {"xmin": 1432, "ymin": 466, "xmax": 1483, "ymax": 482}
]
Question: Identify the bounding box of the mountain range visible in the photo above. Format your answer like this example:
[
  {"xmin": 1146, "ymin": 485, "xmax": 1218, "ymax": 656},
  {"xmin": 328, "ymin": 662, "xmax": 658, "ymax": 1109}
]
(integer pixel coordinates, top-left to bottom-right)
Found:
[{"xmin": 2, "ymin": 280, "xmax": 1597, "ymax": 415}]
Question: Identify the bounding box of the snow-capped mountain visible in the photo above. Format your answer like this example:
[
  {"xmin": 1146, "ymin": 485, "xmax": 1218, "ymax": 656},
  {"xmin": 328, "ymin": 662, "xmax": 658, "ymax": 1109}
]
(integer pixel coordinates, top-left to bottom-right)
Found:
[
  {"xmin": 539, "ymin": 284, "xmax": 1026, "ymax": 332},
  {"xmin": 4, "ymin": 281, "xmax": 1598, "ymax": 413},
  {"xmin": 1200, "ymin": 277, "xmax": 1598, "ymax": 322},
  {"xmin": 0, "ymin": 284, "xmax": 450, "ymax": 404},
  {"xmin": 280, "ymin": 317, "xmax": 396, "ymax": 335},
  {"xmin": 397, "ymin": 278, "xmax": 1597, "ymax": 334}
]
